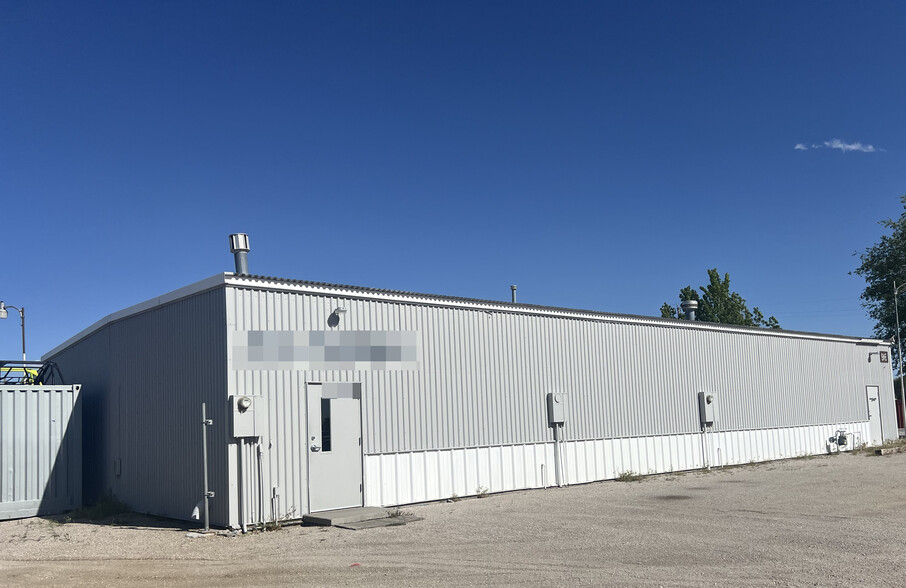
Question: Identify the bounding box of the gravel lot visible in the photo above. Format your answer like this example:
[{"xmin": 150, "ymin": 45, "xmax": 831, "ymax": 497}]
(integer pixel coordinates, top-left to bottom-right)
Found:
[{"xmin": 3, "ymin": 450, "xmax": 906, "ymax": 587}]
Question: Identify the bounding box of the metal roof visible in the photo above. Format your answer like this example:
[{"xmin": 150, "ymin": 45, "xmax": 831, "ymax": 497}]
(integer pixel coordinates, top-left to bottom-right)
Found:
[{"xmin": 43, "ymin": 272, "xmax": 888, "ymax": 360}]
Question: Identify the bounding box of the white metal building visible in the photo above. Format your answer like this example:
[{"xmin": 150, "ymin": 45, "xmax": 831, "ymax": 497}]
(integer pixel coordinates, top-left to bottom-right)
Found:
[{"xmin": 44, "ymin": 269, "xmax": 896, "ymax": 529}]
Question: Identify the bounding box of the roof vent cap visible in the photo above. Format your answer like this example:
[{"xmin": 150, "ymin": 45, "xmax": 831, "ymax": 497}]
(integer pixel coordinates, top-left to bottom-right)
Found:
[
  {"xmin": 229, "ymin": 234, "xmax": 250, "ymax": 275},
  {"xmin": 680, "ymin": 299, "xmax": 698, "ymax": 321}
]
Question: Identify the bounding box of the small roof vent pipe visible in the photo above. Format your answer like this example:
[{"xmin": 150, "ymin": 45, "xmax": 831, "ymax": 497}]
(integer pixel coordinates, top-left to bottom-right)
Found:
[
  {"xmin": 680, "ymin": 299, "xmax": 698, "ymax": 321},
  {"xmin": 511, "ymin": 285, "xmax": 517, "ymax": 303},
  {"xmin": 229, "ymin": 233, "xmax": 250, "ymax": 276}
]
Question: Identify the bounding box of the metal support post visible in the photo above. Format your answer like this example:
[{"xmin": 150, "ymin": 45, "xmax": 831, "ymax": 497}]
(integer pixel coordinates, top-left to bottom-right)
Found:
[
  {"xmin": 0, "ymin": 303, "xmax": 26, "ymax": 361},
  {"xmin": 18, "ymin": 307, "xmax": 25, "ymax": 361},
  {"xmin": 202, "ymin": 403, "xmax": 214, "ymax": 532},
  {"xmin": 895, "ymin": 282, "xmax": 906, "ymax": 437}
]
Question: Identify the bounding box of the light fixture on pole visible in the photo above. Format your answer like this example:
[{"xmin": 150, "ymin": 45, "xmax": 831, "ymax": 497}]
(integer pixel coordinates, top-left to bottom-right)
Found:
[
  {"xmin": 894, "ymin": 282, "xmax": 906, "ymax": 436},
  {"xmin": 0, "ymin": 301, "xmax": 26, "ymax": 361}
]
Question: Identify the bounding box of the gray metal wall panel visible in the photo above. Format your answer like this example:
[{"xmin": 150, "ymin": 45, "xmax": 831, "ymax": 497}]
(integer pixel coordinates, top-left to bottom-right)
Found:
[
  {"xmin": 0, "ymin": 386, "xmax": 82, "ymax": 519},
  {"xmin": 46, "ymin": 288, "xmax": 229, "ymax": 524},
  {"xmin": 226, "ymin": 286, "xmax": 892, "ymax": 459}
]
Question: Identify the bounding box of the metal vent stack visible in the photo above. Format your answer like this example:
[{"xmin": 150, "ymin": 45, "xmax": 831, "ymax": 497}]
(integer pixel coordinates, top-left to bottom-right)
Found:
[
  {"xmin": 680, "ymin": 299, "xmax": 698, "ymax": 321},
  {"xmin": 229, "ymin": 233, "xmax": 250, "ymax": 276}
]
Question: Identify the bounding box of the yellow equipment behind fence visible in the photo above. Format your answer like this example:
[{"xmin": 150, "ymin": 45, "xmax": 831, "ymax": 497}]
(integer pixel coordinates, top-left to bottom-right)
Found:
[{"xmin": 0, "ymin": 361, "xmax": 64, "ymax": 385}]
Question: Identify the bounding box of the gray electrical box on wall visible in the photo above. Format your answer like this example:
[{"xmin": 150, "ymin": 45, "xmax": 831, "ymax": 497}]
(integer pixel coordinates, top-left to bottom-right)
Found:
[
  {"xmin": 547, "ymin": 392, "xmax": 567, "ymax": 424},
  {"xmin": 698, "ymin": 391, "xmax": 715, "ymax": 426},
  {"xmin": 231, "ymin": 395, "xmax": 268, "ymax": 438}
]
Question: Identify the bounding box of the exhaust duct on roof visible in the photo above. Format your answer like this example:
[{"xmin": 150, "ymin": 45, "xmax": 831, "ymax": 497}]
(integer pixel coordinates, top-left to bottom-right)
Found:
[
  {"xmin": 680, "ymin": 299, "xmax": 698, "ymax": 321},
  {"xmin": 229, "ymin": 233, "xmax": 250, "ymax": 276}
]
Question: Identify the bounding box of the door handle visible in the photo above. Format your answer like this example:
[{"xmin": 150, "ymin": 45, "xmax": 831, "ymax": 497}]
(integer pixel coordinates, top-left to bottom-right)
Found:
[{"xmin": 310, "ymin": 445, "xmax": 321, "ymax": 452}]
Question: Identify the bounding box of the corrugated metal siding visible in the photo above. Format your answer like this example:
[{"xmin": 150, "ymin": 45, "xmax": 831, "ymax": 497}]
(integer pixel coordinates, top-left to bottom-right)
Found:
[
  {"xmin": 0, "ymin": 386, "xmax": 82, "ymax": 519},
  {"xmin": 228, "ymin": 288, "xmax": 891, "ymax": 464},
  {"xmin": 364, "ymin": 420, "xmax": 872, "ymax": 506},
  {"xmin": 44, "ymin": 277, "xmax": 894, "ymax": 525},
  {"xmin": 46, "ymin": 288, "xmax": 229, "ymax": 525},
  {"xmin": 227, "ymin": 287, "xmax": 890, "ymax": 457}
]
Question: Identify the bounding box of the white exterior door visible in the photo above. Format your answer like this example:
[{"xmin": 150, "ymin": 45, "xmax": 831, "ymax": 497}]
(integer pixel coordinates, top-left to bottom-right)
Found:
[
  {"xmin": 306, "ymin": 383, "xmax": 364, "ymax": 513},
  {"xmin": 866, "ymin": 385, "xmax": 883, "ymax": 445}
]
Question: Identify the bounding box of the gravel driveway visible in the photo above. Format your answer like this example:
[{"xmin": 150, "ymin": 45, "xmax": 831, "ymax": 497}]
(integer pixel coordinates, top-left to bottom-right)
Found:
[{"xmin": 2, "ymin": 450, "xmax": 906, "ymax": 586}]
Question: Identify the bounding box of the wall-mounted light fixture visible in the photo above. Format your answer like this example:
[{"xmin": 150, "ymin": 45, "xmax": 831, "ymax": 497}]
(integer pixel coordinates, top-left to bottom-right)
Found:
[
  {"xmin": 327, "ymin": 306, "xmax": 346, "ymax": 328},
  {"xmin": 868, "ymin": 351, "xmax": 889, "ymax": 363}
]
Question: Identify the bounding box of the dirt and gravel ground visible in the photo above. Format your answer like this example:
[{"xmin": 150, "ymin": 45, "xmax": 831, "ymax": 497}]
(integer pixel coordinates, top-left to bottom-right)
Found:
[{"xmin": 2, "ymin": 450, "xmax": 906, "ymax": 587}]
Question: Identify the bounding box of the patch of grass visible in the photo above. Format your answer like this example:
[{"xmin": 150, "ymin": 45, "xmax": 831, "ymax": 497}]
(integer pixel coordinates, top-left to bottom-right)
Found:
[
  {"xmin": 879, "ymin": 438, "xmax": 906, "ymax": 449},
  {"xmin": 476, "ymin": 486, "xmax": 489, "ymax": 498},
  {"xmin": 616, "ymin": 470, "xmax": 643, "ymax": 483},
  {"xmin": 791, "ymin": 452, "xmax": 816, "ymax": 460},
  {"xmin": 257, "ymin": 507, "xmax": 298, "ymax": 532},
  {"xmin": 856, "ymin": 437, "xmax": 906, "ymax": 455},
  {"xmin": 40, "ymin": 518, "xmax": 70, "ymax": 540},
  {"xmin": 65, "ymin": 493, "xmax": 130, "ymax": 523},
  {"xmin": 449, "ymin": 493, "xmax": 460, "ymax": 502},
  {"xmin": 850, "ymin": 442, "xmax": 870, "ymax": 454},
  {"xmin": 388, "ymin": 508, "xmax": 412, "ymax": 518}
]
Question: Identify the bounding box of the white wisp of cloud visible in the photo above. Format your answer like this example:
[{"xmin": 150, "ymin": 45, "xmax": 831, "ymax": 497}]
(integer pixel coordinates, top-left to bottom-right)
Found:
[
  {"xmin": 824, "ymin": 138, "xmax": 876, "ymax": 153},
  {"xmin": 794, "ymin": 138, "xmax": 882, "ymax": 153}
]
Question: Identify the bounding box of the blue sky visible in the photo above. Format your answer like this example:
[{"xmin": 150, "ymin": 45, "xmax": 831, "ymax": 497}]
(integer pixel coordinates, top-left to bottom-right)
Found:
[{"xmin": 1, "ymin": 1, "xmax": 904, "ymax": 360}]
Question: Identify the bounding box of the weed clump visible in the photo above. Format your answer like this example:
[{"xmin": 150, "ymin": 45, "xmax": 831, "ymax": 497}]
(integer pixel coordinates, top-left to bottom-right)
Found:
[
  {"xmin": 616, "ymin": 470, "xmax": 643, "ymax": 483},
  {"xmin": 64, "ymin": 493, "xmax": 130, "ymax": 523}
]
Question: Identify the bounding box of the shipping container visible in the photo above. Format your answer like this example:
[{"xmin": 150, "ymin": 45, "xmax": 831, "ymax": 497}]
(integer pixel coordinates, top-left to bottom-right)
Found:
[{"xmin": 0, "ymin": 385, "xmax": 82, "ymax": 519}]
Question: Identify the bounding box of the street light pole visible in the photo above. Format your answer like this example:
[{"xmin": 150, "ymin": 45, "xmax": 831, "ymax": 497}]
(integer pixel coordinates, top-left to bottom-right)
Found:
[
  {"xmin": 0, "ymin": 302, "xmax": 26, "ymax": 361},
  {"xmin": 894, "ymin": 282, "xmax": 906, "ymax": 437}
]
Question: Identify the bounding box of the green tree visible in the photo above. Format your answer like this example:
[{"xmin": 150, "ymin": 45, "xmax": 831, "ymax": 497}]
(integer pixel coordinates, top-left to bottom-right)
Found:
[
  {"xmin": 660, "ymin": 268, "xmax": 780, "ymax": 329},
  {"xmin": 853, "ymin": 195, "xmax": 906, "ymax": 364}
]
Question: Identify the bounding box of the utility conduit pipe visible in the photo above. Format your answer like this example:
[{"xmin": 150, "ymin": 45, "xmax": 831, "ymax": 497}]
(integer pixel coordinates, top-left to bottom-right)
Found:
[
  {"xmin": 552, "ymin": 426, "xmax": 563, "ymax": 486},
  {"xmin": 201, "ymin": 403, "xmax": 213, "ymax": 532},
  {"xmin": 700, "ymin": 427, "xmax": 710, "ymax": 470},
  {"xmin": 559, "ymin": 423, "xmax": 569, "ymax": 486},
  {"xmin": 239, "ymin": 439, "xmax": 247, "ymax": 533}
]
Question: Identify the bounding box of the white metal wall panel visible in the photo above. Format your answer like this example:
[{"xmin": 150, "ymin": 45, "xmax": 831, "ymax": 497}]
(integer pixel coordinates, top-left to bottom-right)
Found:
[
  {"xmin": 364, "ymin": 421, "xmax": 870, "ymax": 506},
  {"xmin": 0, "ymin": 386, "xmax": 82, "ymax": 519},
  {"xmin": 365, "ymin": 443, "xmax": 555, "ymax": 506}
]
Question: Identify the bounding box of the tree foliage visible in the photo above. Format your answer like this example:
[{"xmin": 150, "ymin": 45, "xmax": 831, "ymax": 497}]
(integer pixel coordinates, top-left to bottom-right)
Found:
[
  {"xmin": 853, "ymin": 195, "xmax": 906, "ymax": 367},
  {"xmin": 660, "ymin": 268, "xmax": 780, "ymax": 329}
]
